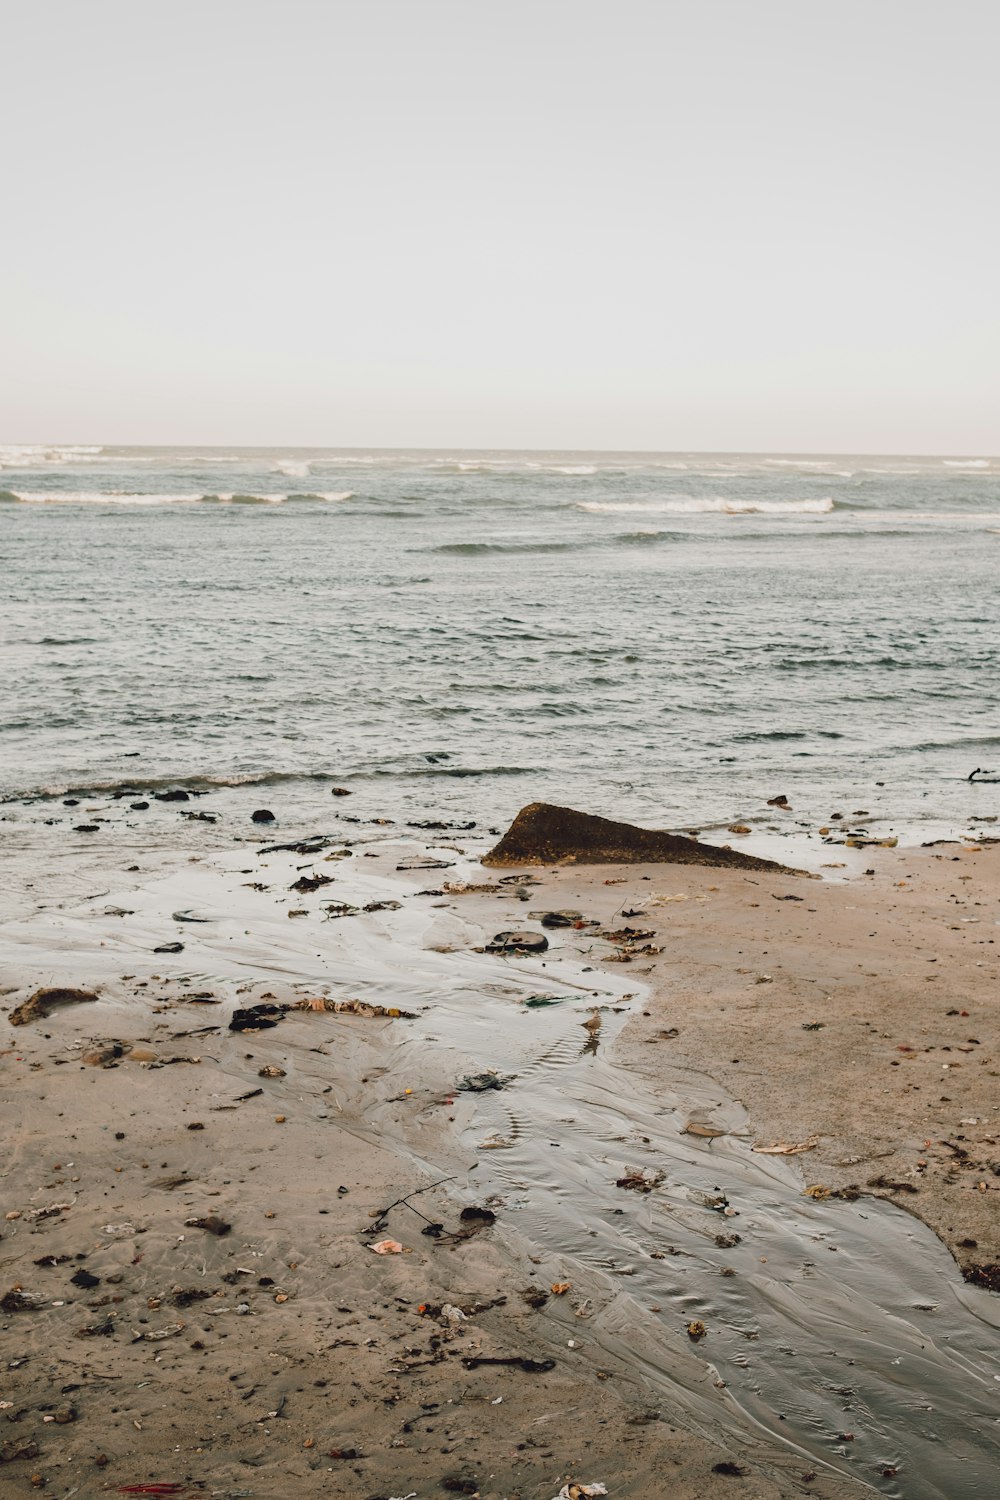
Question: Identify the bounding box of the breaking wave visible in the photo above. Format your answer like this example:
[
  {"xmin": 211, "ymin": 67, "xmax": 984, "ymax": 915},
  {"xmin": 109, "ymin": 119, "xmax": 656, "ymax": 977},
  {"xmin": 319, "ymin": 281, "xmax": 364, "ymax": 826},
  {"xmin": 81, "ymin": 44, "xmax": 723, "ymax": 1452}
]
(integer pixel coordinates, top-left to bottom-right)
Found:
[
  {"xmin": 576, "ymin": 496, "xmax": 836, "ymax": 516},
  {"xmin": 0, "ymin": 489, "xmax": 353, "ymax": 506}
]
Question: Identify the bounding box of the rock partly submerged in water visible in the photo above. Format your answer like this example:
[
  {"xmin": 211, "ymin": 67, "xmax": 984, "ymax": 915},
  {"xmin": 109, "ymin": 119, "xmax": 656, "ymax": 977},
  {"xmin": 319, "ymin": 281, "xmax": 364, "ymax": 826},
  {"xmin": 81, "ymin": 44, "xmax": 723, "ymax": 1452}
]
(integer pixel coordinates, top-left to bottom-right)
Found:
[{"xmin": 483, "ymin": 802, "xmax": 798, "ymax": 873}]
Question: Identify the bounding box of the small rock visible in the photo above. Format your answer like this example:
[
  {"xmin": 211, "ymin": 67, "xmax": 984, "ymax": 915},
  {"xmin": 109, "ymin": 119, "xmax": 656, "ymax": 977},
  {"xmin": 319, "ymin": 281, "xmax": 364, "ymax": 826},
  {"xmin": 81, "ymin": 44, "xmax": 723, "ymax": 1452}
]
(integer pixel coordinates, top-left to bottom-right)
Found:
[{"xmin": 252, "ymin": 809, "xmax": 276, "ymax": 823}]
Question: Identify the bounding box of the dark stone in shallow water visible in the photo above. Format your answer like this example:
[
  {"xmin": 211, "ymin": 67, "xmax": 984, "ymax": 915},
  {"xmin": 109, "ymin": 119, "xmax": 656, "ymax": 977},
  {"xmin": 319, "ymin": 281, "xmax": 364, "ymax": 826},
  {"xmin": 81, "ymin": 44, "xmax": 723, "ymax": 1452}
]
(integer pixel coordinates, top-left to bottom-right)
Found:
[
  {"xmin": 251, "ymin": 808, "xmax": 276, "ymax": 823},
  {"xmin": 484, "ymin": 930, "xmax": 549, "ymax": 954},
  {"xmin": 482, "ymin": 801, "xmax": 798, "ymax": 873},
  {"xmin": 154, "ymin": 789, "xmax": 190, "ymax": 802}
]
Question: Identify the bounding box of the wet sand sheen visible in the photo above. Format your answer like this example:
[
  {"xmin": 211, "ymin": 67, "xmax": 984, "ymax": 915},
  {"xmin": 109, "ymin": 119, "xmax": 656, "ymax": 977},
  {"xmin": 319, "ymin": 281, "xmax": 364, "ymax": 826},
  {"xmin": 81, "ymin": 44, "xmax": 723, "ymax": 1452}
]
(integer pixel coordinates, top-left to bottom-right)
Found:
[{"xmin": 1, "ymin": 819, "xmax": 998, "ymax": 1495}]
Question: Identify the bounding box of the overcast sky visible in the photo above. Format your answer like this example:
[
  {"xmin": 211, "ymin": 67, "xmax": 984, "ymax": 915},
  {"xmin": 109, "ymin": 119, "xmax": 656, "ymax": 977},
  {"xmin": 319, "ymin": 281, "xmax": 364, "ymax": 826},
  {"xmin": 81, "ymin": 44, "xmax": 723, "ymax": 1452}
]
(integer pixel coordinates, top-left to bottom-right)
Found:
[{"xmin": 2, "ymin": 0, "xmax": 997, "ymax": 452}]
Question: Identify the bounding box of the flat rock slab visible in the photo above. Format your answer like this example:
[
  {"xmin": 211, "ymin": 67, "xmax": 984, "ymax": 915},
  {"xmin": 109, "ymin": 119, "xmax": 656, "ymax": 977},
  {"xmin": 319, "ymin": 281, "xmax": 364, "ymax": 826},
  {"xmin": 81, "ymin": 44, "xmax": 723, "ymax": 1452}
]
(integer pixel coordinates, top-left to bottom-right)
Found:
[{"xmin": 482, "ymin": 802, "xmax": 798, "ymax": 873}]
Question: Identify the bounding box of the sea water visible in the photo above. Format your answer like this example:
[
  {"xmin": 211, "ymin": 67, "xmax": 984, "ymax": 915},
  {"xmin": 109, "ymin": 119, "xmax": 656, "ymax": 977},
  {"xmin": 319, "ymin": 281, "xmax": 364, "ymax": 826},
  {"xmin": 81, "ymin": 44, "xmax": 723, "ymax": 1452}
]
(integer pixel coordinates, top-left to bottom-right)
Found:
[{"xmin": 2, "ymin": 445, "xmax": 999, "ymax": 837}]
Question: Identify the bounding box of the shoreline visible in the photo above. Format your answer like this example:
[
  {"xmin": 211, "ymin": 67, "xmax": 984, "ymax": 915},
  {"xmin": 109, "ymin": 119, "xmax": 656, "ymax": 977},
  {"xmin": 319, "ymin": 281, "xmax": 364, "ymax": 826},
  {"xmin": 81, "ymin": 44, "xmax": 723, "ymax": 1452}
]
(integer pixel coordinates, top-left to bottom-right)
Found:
[{"xmin": 1, "ymin": 803, "xmax": 999, "ymax": 1496}]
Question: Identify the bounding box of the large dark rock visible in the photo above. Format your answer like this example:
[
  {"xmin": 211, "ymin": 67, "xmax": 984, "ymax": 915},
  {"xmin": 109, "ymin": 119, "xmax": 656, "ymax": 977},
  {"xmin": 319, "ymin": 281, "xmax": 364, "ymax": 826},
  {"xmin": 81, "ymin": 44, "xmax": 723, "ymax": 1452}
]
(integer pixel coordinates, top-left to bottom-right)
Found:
[{"xmin": 482, "ymin": 802, "xmax": 797, "ymax": 874}]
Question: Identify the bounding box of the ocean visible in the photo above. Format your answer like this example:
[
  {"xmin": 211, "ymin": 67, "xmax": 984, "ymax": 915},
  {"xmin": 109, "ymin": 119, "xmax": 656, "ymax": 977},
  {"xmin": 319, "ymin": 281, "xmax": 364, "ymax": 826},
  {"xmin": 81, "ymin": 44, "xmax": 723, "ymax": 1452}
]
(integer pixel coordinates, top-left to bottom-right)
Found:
[{"xmin": 3, "ymin": 444, "xmax": 999, "ymax": 841}]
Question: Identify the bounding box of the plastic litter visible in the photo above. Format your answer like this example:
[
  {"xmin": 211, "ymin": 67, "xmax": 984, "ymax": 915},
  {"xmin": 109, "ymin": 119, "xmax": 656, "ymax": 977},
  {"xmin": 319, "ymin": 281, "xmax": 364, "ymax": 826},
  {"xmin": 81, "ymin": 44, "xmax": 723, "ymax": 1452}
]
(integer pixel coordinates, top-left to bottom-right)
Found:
[{"xmin": 550, "ymin": 1485, "xmax": 608, "ymax": 1499}]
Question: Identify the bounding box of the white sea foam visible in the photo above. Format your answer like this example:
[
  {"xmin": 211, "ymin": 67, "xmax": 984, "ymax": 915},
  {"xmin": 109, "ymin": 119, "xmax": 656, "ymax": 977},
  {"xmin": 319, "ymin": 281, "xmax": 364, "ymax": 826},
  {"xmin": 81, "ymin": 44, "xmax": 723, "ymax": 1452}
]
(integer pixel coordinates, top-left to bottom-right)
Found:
[
  {"xmin": 3, "ymin": 490, "xmax": 204, "ymax": 506},
  {"xmin": 576, "ymin": 496, "xmax": 836, "ymax": 516},
  {"xmin": 1, "ymin": 488, "xmax": 355, "ymax": 506},
  {"xmin": 943, "ymin": 459, "xmax": 992, "ymax": 469},
  {"xmin": 272, "ymin": 459, "xmax": 312, "ymax": 478},
  {"xmin": 0, "ymin": 443, "xmax": 104, "ymax": 468}
]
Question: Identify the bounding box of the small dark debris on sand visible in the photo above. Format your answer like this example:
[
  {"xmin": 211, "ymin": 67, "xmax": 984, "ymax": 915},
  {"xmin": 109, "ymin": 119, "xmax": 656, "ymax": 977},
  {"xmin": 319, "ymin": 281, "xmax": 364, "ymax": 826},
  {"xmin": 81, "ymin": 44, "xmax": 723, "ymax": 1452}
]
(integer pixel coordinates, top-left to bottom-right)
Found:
[
  {"xmin": 483, "ymin": 802, "xmax": 797, "ymax": 872},
  {"xmin": 963, "ymin": 1262, "xmax": 1000, "ymax": 1292}
]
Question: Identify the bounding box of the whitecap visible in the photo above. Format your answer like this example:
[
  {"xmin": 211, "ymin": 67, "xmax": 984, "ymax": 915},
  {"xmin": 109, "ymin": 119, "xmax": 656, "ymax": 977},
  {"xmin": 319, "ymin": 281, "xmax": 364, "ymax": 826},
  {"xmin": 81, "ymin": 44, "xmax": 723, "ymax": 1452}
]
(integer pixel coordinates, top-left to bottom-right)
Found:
[{"xmin": 576, "ymin": 496, "xmax": 835, "ymax": 516}]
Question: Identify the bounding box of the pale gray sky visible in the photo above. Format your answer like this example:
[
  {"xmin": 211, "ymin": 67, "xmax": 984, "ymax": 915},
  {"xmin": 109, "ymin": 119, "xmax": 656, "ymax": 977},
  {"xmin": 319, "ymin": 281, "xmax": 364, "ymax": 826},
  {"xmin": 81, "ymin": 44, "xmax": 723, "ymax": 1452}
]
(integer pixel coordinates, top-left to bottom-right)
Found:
[{"xmin": 2, "ymin": 0, "xmax": 997, "ymax": 451}]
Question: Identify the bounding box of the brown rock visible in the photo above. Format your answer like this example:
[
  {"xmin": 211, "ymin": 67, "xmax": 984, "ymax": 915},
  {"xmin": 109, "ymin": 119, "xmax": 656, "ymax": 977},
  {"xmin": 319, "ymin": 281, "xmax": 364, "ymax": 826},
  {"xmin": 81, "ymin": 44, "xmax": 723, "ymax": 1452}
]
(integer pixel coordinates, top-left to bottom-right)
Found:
[
  {"xmin": 9, "ymin": 987, "xmax": 98, "ymax": 1026},
  {"xmin": 482, "ymin": 802, "xmax": 796, "ymax": 873}
]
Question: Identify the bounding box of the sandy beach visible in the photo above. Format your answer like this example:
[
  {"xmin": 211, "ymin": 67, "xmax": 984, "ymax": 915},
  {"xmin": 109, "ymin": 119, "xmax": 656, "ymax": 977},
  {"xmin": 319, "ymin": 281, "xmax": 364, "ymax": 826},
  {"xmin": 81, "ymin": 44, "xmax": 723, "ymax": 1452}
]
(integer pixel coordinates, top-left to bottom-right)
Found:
[{"xmin": 1, "ymin": 801, "xmax": 998, "ymax": 1499}]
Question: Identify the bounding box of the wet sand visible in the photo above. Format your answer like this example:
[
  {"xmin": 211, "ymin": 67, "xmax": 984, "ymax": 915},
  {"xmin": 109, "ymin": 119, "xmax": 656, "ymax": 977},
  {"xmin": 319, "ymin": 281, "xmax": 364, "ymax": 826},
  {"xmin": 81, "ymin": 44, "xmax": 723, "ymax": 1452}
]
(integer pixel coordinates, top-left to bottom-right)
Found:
[{"xmin": 1, "ymin": 806, "xmax": 998, "ymax": 1498}]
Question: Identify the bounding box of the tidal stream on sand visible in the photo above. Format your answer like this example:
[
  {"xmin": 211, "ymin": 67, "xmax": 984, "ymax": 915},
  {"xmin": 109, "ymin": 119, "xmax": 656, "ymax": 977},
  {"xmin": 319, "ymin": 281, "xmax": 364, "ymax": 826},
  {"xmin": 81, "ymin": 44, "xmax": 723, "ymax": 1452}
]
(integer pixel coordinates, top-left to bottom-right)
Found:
[{"xmin": 4, "ymin": 836, "xmax": 999, "ymax": 1497}]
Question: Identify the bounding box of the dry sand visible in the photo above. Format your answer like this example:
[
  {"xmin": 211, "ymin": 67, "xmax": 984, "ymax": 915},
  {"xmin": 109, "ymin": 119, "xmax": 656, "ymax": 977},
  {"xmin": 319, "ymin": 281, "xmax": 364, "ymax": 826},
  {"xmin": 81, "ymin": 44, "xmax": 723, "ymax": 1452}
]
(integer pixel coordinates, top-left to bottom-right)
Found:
[{"xmin": 1, "ymin": 816, "xmax": 998, "ymax": 1499}]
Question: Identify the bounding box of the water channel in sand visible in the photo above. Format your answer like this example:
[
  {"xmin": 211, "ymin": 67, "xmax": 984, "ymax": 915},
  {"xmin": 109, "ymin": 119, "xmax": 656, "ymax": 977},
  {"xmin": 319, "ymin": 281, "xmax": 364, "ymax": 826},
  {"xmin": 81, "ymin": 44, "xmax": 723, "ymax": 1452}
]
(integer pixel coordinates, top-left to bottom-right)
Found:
[{"xmin": 3, "ymin": 837, "xmax": 999, "ymax": 1497}]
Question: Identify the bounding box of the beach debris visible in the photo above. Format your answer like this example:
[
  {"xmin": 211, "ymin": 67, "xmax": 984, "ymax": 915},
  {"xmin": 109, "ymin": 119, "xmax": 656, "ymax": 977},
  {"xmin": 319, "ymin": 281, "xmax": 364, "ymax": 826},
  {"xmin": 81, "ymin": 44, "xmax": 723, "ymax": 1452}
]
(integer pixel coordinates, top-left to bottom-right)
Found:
[
  {"xmin": 683, "ymin": 1121, "xmax": 726, "ymax": 1139},
  {"xmin": 478, "ymin": 1132, "xmax": 513, "ymax": 1149},
  {"xmin": 154, "ymin": 788, "xmax": 190, "ymax": 802},
  {"xmin": 462, "ymin": 1354, "xmax": 555, "ymax": 1372},
  {"xmin": 484, "ymin": 802, "xmax": 795, "ymax": 872},
  {"xmin": 153, "ymin": 941, "xmax": 184, "ymax": 954},
  {"xmin": 258, "ymin": 834, "xmax": 334, "ymax": 854},
  {"xmin": 846, "ymin": 835, "xmax": 898, "ymax": 849},
  {"xmin": 523, "ymin": 993, "xmax": 565, "ymax": 1007},
  {"xmin": 71, "ymin": 1269, "xmax": 100, "ymax": 1289},
  {"xmin": 551, "ymin": 1281, "xmax": 572, "ymax": 1295},
  {"xmin": 445, "ymin": 880, "xmax": 502, "ymax": 894},
  {"xmin": 290, "ymin": 872, "xmax": 333, "ymax": 892},
  {"xmin": 804, "ymin": 1184, "xmax": 831, "ymax": 1199},
  {"xmin": 868, "ymin": 1174, "xmax": 920, "ymax": 1194},
  {"xmin": 251, "ymin": 808, "xmax": 275, "ymax": 822},
  {"xmin": 83, "ymin": 1042, "xmax": 129, "ymax": 1067},
  {"xmin": 397, "ymin": 855, "xmax": 454, "ymax": 871},
  {"xmin": 370, "ymin": 1238, "xmax": 406, "ymax": 1254},
  {"xmin": 686, "ymin": 1320, "xmax": 707, "ymax": 1341},
  {"xmin": 363, "ymin": 898, "xmax": 402, "ymax": 912},
  {"xmin": 322, "ymin": 901, "xmax": 360, "ymax": 918},
  {"xmin": 616, "ymin": 1166, "xmax": 665, "ymax": 1193},
  {"xmin": 712, "ymin": 1462, "xmax": 749, "ymax": 1476},
  {"xmin": 962, "ymin": 1262, "xmax": 1000, "ymax": 1292},
  {"xmin": 535, "ymin": 909, "xmax": 588, "ymax": 928},
  {"xmin": 728, "ymin": 823, "xmax": 751, "ymax": 835},
  {"xmin": 485, "ymin": 930, "xmax": 549, "ymax": 954},
  {"xmin": 184, "ymin": 1214, "xmax": 231, "ymax": 1236},
  {"xmin": 117, "ymin": 1487, "xmax": 190, "ymax": 1496},
  {"xmin": 753, "ymin": 1135, "xmax": 821, "ymax": 1155},
  {"xmin": 1, "ymin": 1287, "xmax": 44, "ymax": 1313},
  {"xmin": 258, "ymin": 1064, "xmax": 286, "ymax": 1077},
  {"xmin": 441, "ymin": 1478, "xmax": 479, "ymax": 1494},
  {"xmin": 460, "ymin": 1205, "xmax": 497, "ymax": 1229},
  {"xmin": 598, "ymin": 926, "xmax": 656, "ymax": 944},
  {"xmin": 76, "ymin": 1313, "xmax": 116, "ymax": 1337},
  {"xmin": 132, "ymin": 1322, "xmax": 185, "ymax": 1342},
  {"xmin": 0, "ymin": 1438, "xmax": 40, "ymax": 1463},
  {"xmin": 290, "ymin": 996, "xmax": 416, "ymax": 1019},
  {"xmin": 550, "ymin": 1484, "xmax": 608, "ymax": 1499},
  {"xmin": 9, "ymin": 986, "xmax": 98, "ymax": 1026},
  {"xmin": 24, "ymin": 1198, "xmax": 74, "ymax": 1223},
  {"xmin": 229, "ymin": 1003, "xmax": 285, "ymax": 1031},
  {"xmin": 460, "ymin": 1072, "xmax": 508, "ymax": 1092}
]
